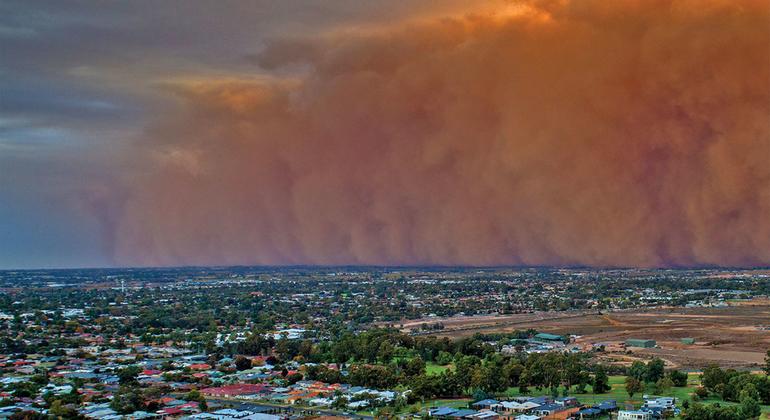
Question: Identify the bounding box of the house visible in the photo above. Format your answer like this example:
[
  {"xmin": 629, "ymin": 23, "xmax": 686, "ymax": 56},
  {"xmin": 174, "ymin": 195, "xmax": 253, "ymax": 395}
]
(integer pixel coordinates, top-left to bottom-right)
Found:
[
  {"xmin": 492, "ymin": 400, "xmax": 541, "ymax": 415},
  {"xmin": 308, "ymin": 398, "xmax": 333, "ymax": 407},
  {"xmin": 541, "ymin": 406, "xmax": 580, "ymax": 420},
  {"xmin": 617, "ymin": 410, "xmax": 652, "ymax": 420},
  {"xmin": 642, "ymin": 396, "xmax": 675, "ymax": 410},
  {"xmin": 188, "ymin": 363, "xmax": 212, "ymax": 370},
  {"xmin": 0, "ymin": 406, "xmax": 24, "ymax": 417},
  {"xmin": 241, "ymin": 415, "xmax": 282, "ymax": 420},
  {"xmin": 159, "ymin": 407, "xmax": 184, "ymax": 416},
  {"xmin": 185, "ymin": 409, "xmax": 281, "ymax": 420},
  {"xmin": 201, "ymin": 384, "xmax": 270, "ymax": 398},
  {"xmin": 83, "ymin": 407, "xmax": 119, "ymax": 419},
  {"xmin": 449, "ymin": 409, "xmax": 478, "ymax": 418},
  {"xmin": 206, "ymin": 409, "xmax": 252, "ymax": 418},
  {"xmin": 429, "ymin": 407, "xmax": 459, "ymax": 417},
  {"xmin": 125, "ymin": 412, "xmax": 158, "ymax": 419},
  {"xmin": 593, "ymin": 400, "xmax": 617, "ymax": 413},
  {"xmin": 466, "ymin": 410, "xmax": 499, "ymax": 419},
  {"xmin": 347, "ymin": 400, "xmax": 370, "ymax": 410},
  {"xmin": 269, "ymin": 329, "xmax": 305, "ymax": 340},
  {"xmin": 571, "ymin": 407, "xmax": 601, "ymax": 418},
  {"xmin": 472, "ymin": 399, "xmax": 499, "ymax": 410},
  {"xmin": 533, "ymin": 404, "xmax": 562, "ymax": 417},
  {"xmin": 554, "ymin": 397, "xmax": 578, "ymax": 407},
  {"xmin": 527, "ymin": 397, "xmax": 553, "ymax": 405},
  {"xmin": 41, "ymin": 384, "xmax": 74, "ymax": 395}
]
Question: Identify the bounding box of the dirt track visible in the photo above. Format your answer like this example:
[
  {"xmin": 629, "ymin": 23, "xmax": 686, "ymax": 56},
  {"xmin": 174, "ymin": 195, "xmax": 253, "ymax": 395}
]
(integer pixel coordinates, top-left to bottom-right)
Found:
[{"xmin": 407, "ymin": 305, "xmax": 770, "ymax": 369}]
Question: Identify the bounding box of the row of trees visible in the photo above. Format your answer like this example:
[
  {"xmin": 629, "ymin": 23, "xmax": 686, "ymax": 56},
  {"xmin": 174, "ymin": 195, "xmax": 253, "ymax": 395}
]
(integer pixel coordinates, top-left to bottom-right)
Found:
[
  {"xmin": 623, "ymin": 358, "xmax": 689, "ymax": 398},
  {"xmin": 700, "ymin": 365, "xmax": 770, "ymax": 405},
  {"xmin": 246, "ymin": 328, "xmax": 547, "ymax": 365},
  {"xmin": 677, "ymin": 361, "xmax": 770, "ymax": 419},
  {"xmin": 683, "ymin": 400, "xmax": 761, "ymax": 419},
  {"xmin": 323, "ymin": 351, "xmax": 609, "ymax": 400}
]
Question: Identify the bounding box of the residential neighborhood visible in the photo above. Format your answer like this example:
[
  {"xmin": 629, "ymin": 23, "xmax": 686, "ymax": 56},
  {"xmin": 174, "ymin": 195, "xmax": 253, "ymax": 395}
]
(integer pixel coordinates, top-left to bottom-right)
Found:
[{"xmin": 1, "ymin": 267, "xmax": 769, "ymax": 419}]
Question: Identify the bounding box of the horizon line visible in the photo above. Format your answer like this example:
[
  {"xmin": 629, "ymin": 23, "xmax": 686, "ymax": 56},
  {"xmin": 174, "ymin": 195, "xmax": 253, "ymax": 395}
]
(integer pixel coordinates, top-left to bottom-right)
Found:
[{"xmin": 2, "ymin": 263, "xmax": 770, "ymax": 273}]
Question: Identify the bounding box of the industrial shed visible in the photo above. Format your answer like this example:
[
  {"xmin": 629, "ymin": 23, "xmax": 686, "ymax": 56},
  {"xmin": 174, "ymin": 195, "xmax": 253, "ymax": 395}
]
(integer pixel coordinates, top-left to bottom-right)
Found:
[{"xmin": 625, "ymin": 339, "xmax": 656, "ymax": 348}]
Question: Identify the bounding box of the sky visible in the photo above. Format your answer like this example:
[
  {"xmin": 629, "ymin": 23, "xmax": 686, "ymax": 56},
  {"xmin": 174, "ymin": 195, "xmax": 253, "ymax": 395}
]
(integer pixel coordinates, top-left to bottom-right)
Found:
[{"xmin": 1, "ymin": 0, "xmax": 769, "ymax": 269}]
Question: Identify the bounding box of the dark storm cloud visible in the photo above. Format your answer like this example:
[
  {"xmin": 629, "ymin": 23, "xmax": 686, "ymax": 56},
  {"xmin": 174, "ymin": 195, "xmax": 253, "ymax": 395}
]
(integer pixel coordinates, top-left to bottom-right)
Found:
[{"xmin": 1, "ymin": 0, "xmax": 481, "ymax": 144}]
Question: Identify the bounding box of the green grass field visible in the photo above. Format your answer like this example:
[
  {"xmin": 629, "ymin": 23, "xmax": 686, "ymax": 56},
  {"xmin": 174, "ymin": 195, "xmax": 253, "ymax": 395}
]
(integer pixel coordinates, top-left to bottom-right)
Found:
[
  {"xmin": 383, "ymin": 360, "xmax": 770, "ymax": 418},
  {"xmin": 501, "ymin": 375, "xmax": 685, "ymax": 405},
  {"xmin": 426, "ymin": 362, "xmax": 451, "ymax": 375},
  {"xmin": 391, "ymin": 355, "xmax": 451, "ymax": 376},
  {"xmin": 358, "ymin": 371, "xmax": 770, "ymax": 419}
]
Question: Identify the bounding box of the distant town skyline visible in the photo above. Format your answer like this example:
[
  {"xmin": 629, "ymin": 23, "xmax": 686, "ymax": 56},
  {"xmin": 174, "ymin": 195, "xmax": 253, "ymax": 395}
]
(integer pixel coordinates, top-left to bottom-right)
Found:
[{"xmin": 1, "ymin": 0, "xmax": 769, "ymax": 269}]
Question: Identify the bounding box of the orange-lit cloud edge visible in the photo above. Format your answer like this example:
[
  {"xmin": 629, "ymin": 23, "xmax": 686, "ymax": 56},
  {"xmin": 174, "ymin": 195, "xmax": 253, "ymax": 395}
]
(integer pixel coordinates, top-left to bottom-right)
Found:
[{"xmin": 105, "ymin": 0, "xmax": 770, "ymax": 268}]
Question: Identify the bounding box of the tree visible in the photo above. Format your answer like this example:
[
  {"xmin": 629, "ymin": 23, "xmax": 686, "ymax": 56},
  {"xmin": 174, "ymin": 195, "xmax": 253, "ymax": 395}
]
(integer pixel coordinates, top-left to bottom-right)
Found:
[
  {"xmin": 550, "ymin": 385, "xmax": 559, "ymax": 399},
  {"xmin": 436, "ymin": 351, "xmax": 453, "ymax": 366},
  {"xmin": 404, "ymin": 356, "xmax": 426, "ymax": 377},
  {"xmin": 503, "ymin": 360, "xmax": 523, "ymax": 388},
  {"xmin": 645, "ymin": 358, "xmax": 665, "ymax": 383},
  {"xmin": 764, "ymin": 349, "xmax": 770, "ymax": 376},
  {"xmin": 117, "ymin": 365, "xmax": 141, "ymax": 386},
  {"xmin": 470, "ymin": 364, "xmax": 505, "ymax": 393},
  {"xmin": 454, "ymin": 355, "xmax": 481, "ymax": 391},
  {"xmin": 625, "ymin": 376, "xmax": 644, "ymax": 399},
  {"xmin": 332, "ymin": 396, "xmax": 349, "ymax": 410},
  {"xmin": 9, "ymin": 411, "xmax": 47, "ymax": 420},
  {"xmin": 234, "ymin": 355, "xmax": 252, "ymax": 371},
  {"xmin": 286, "ymin": 372, "xmax": 303, "ymax": 384},
  {"xmin": 739, "ymin": 396, "xmax": 761, "ymax": 419},
  {"xmin": 667, "ymin": 369, "xmax": 688, "ymax": 387},
  {"xmin": 656, "ymin": 377, "xmax": 674, "ymax": 393},
  {"xmin": 518, "ymin": 369, "xmax": 530, "ymax": 394},
  {"xmin": 275, "ymin": 337, "xmax": 294, "ymax": 361},
  {"xmin": 48, "ymin": 400, "xmax": 66, "ymax": 418},
  {"xmin": 628, "ymin": 361, "xmax": 646, "ymax": 381},
  {"xmin": 682, "ymin": 403, "xmax": 741, "ymax": 420},
  {"xmin": 409, "ymin": 374, "xmax": 438, "ymax": 400},
  {"xmin": 185, "ymin": 389, "xmax": 207, "ymax": 411},
  {"xmin": 185, "ymin": 389, "xmax": 204, "ymax": 403},
  {"xmin": 592, "ymin": 365, "xmax": 611, "ymax": 394},
  {"xmin": 472, "ymin": 388, "xmax": 491, "ymax": 402},
  {"xmin": 377, "ymin": 341, "xmax": 395, "ymax": 363},
  {"xmin": 110, "ymin": 386, "xmax": 143, "ymax": 414},
  {"xmin": 562, "ymin": 354, "xmax": 589, "ymax": 392},
  {"xmin": 701, "ymin": 364, "xmax": 726, "ymax": 391}
]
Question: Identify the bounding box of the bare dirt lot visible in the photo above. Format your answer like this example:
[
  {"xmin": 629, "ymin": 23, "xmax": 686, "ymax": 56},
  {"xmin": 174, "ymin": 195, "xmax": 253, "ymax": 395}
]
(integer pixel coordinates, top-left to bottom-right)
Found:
[{"xmin": 404, "ymin": 305, "xmax": 770, "ymax": 369}]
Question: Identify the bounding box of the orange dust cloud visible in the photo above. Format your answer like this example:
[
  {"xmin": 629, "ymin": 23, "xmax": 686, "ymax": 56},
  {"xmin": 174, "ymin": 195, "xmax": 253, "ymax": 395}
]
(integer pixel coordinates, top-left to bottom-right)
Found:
[{"xmin": 110, "ymin": 0, "xmax": 770, "ymax": 267}]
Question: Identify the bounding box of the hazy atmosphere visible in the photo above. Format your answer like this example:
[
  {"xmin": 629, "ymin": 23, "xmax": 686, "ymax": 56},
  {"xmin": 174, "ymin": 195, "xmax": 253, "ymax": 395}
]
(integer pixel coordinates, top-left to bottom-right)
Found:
[
  {"xmin": 2, "ymin": 4, "xmax": 770, "ymax": 418},
  {"xmin": 2, "ymin": 0, "xmax": 769, "ymax": 269}
]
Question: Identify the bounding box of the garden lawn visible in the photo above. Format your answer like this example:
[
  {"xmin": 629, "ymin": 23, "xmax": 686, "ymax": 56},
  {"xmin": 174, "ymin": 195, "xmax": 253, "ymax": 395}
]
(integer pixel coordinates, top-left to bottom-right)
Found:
[
  {"xmin": 502, "ymin": 375, "xmax": 693, "ymax": 407},
  {"xmin": 426, "ymin": 362, "xmax": 451, "ymax": 375}
]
